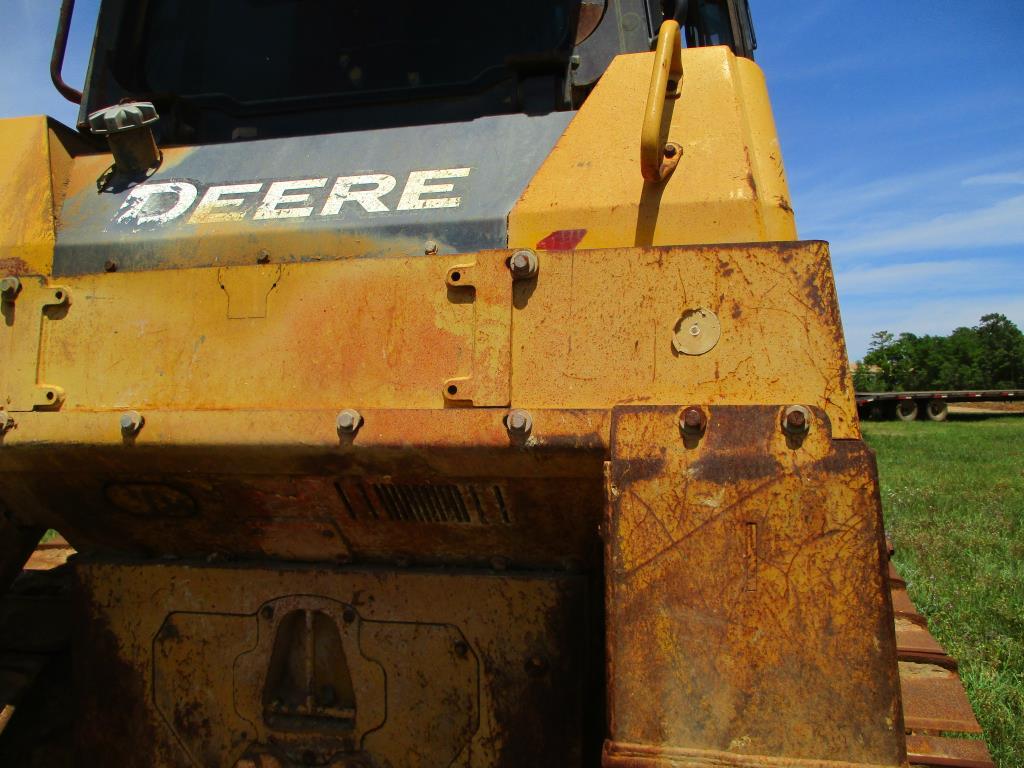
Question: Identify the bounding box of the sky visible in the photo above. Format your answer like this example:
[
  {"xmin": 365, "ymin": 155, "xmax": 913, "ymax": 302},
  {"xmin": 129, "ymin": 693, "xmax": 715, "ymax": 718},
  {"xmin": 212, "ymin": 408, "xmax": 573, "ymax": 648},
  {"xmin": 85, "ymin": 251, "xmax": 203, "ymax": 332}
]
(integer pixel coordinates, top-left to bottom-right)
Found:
[{"xmin": 1, "ymin": 0, "xmax": 1022, "ymax": 360}]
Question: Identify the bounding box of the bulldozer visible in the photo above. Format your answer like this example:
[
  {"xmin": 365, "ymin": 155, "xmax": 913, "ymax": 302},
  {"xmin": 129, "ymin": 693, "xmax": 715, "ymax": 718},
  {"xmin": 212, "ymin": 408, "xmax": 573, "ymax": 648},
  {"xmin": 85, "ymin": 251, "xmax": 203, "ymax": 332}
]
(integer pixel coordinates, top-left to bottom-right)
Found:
[{"xmin": 0, "ymin": 1, "xmax": 996, "ymax": 766}]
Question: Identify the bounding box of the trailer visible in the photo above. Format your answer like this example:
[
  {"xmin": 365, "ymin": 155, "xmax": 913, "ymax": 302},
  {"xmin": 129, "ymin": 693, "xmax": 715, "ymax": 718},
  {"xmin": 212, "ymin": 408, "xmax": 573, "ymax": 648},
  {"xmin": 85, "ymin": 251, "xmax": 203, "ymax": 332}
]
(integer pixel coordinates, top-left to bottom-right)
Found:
[{"xmin": 856, "ymin": 389, "xmax": 1024, "ymax": 421}]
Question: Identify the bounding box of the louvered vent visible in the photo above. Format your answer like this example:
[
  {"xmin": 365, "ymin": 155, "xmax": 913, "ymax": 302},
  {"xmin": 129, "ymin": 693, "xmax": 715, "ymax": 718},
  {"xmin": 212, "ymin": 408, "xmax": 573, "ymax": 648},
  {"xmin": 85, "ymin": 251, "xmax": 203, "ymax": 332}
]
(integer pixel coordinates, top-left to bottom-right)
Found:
[{"xmin": 334, "ymin": 479, "xmax": 512, "ymax": 525}]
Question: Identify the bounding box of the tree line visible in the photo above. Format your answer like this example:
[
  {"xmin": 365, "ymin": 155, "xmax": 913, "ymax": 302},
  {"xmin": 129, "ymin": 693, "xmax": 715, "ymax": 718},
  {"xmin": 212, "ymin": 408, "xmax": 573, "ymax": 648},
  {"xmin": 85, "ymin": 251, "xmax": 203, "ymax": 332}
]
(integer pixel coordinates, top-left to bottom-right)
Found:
[{"xmin": 853, "ymin": 313, "xmax": 1024, "ymax": 392}]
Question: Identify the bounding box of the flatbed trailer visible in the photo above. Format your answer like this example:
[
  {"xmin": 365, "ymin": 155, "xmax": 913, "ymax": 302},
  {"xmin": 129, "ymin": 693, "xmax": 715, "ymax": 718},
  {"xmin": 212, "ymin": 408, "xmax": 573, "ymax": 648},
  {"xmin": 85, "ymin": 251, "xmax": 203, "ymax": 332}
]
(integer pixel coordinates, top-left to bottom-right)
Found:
[{"xmin": 857, "ymin": 389, "xmax": 1024, "ymax": 421}]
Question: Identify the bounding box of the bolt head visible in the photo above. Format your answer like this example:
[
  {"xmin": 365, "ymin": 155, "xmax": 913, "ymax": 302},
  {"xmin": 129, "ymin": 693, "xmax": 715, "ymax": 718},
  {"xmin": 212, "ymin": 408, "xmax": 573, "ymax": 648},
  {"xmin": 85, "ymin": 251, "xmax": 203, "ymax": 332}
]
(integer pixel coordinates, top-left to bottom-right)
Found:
[
  {"xmin": 0, "ymin": 276, "xmax": 21, "ymax": 298},
  {"xmin": 782, "ymin": 405, "xmax": 811, "ymax": 435},
  {"xmin": 336, "ymin": 409, "xmax": 363, "ymax": 434},
  {"xmin": 120, "ymin": 410, "xmax": 144, "ymax": 434},
  {"xmin": 424, "ymin": 240, "xmax": 438, "ymax": 255},
  {"xmin": 509, "ymin": 249, "xmax": 539, "ymax": 279},
  {"xmin": 506, "ymin": 409, "xmax": 533, "ymax": 435},
  {"xmin": 679, "ymin": 407, "xmax": 707, "ymax": 435}
]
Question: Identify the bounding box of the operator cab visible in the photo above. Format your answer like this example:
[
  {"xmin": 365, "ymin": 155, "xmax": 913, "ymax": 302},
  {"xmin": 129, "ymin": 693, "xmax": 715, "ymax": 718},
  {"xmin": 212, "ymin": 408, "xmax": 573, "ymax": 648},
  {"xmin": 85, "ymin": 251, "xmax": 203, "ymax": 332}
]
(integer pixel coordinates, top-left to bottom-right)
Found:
[{"xmin": 59, "ymin": 0, "xmax": 756, "ymax": 144}]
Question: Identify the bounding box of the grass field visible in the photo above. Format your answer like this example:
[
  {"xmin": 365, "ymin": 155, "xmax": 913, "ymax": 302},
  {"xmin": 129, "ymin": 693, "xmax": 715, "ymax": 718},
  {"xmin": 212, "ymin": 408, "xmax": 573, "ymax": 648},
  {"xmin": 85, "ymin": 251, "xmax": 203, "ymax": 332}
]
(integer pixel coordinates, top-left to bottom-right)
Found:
[{"xmin": 862, "ymin": 415, "xmax": 1024, "ymax": 767}]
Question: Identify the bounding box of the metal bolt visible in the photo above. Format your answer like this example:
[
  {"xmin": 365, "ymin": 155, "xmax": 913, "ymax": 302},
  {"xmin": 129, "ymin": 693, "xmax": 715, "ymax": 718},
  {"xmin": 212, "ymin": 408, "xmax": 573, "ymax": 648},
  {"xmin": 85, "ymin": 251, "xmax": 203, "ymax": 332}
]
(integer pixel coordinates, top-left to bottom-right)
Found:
[
  {"xmin": 0, "ymin": 277, "xmax": 21, "ymax": 300},
  {"xmin": 336, "ymin": 409, "xmax": 363, "ymax": 434},
  {"xmin": 679, "ymin": 406, "xmax": 707, "ymax": 436},
  {"xmin": 424, "ymin": 240, "xmax": 438, "ymax": 255},
  {"xmin": 509, "ymin": 249, "xmax": 539, "ymax": 280},
  {"xmin": 256, "ymin": 250, "xmax": 271, "ymax": 265},
  {"xmin": 120, "ymin": 410, "xmax": 144, "ymax": 435},
  {"xmin": 782, "ymin": 405, "xmax": 811, "ymax": 435},
  {"xmin": 663, "ymin": 143, "xmax": 678, "ymax": 158},
  {"xmin": 505, "ymin": 409, "xmax": 533, "ymax": 436},
  {"xmin": 0, "ymin": 411, "xmax": 13, "ymax": 435},
  {"xmin": 570, "ymin": 55, "xmax": 581, "ymax": 70},
  {"xmin": 103, "ymin": 259, "xmax": 118, "ymax": 273}
]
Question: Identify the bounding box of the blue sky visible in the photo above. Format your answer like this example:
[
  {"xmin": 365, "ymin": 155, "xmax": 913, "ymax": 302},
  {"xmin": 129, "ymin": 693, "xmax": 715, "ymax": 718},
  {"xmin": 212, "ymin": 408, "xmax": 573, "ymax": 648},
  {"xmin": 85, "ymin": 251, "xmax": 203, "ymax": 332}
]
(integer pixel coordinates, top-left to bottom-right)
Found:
[{"xmin": 2, "ymin": 0, "xmax": 1022, "ymax": 360}]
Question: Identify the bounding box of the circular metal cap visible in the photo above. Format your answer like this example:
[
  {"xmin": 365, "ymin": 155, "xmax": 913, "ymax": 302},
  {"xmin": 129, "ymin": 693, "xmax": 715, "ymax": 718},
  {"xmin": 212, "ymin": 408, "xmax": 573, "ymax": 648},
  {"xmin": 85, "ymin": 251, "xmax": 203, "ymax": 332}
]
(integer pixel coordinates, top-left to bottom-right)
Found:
[
  {"xmin": 87, "ymin": 102, "xmax": 159, "ymax": 135},
  {"xmin": 672, "ymin": 308, "xmax": 721, "ymax": 356}
]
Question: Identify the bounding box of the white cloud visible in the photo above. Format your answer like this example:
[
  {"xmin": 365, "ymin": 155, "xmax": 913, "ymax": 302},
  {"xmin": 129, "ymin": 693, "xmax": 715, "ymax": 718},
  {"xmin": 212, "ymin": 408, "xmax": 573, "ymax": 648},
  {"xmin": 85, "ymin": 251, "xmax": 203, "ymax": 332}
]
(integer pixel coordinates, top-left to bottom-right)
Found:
[
  {"xmin": 962, "ymin": 172, "xmax": 1024, "ymax": 187},
  {"xmin": 835, "ymin": 258, "xmax": 1006, "ymax": 295},
  {"xmin": 836, "ymin": 194, "xmax": 1024, "ymax": 256}
]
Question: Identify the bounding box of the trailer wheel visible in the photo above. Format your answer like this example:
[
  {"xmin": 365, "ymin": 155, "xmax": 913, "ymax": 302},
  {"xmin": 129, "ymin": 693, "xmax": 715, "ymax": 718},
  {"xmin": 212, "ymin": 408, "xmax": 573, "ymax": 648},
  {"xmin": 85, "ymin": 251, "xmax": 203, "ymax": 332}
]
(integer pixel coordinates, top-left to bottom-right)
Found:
[
  {"xmin": 894, "ymin": 400, "xmax": 918, "ymax": 422},
  {"xmin": 924, "ymin": 399, "xmax": 948, "ymax": 422}
]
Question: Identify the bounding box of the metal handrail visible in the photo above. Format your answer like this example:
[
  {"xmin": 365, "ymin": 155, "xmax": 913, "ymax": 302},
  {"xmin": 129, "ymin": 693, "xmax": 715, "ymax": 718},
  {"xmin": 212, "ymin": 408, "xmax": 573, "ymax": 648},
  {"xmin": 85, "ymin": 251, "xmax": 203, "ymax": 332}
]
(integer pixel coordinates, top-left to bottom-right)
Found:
[
  {"xmin": 640, "ymin": 20, "xmax": 683, "ymax": 182},
  {"xmin": 50, "ymin": 0, "xmax": 83, "ymax": 105}
]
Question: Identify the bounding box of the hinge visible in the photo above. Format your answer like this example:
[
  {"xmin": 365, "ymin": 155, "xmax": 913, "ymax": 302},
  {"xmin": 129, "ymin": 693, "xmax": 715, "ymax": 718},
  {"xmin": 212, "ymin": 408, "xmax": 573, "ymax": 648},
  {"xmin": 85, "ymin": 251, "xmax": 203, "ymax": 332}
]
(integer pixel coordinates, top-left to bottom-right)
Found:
[{"xmin": 1, "ymin": 277, "xmax": 71, "ymax": 411}]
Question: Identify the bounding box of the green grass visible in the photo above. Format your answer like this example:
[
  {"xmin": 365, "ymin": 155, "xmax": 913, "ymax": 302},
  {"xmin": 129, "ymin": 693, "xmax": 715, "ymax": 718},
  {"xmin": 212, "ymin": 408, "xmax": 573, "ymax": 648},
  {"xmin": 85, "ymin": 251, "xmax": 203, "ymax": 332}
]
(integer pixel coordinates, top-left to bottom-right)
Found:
[{"xmin": 862, "ymin": 415, "xmax": 1024, "ymax": 767}]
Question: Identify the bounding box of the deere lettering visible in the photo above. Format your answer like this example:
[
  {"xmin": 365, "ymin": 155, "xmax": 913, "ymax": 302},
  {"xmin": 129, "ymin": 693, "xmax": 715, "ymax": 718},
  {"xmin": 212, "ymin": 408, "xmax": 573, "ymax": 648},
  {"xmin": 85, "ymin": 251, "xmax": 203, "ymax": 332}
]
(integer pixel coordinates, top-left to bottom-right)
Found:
[{"xmin": 114, "ymin": 168, "xmax": 472, "ymax": 226}]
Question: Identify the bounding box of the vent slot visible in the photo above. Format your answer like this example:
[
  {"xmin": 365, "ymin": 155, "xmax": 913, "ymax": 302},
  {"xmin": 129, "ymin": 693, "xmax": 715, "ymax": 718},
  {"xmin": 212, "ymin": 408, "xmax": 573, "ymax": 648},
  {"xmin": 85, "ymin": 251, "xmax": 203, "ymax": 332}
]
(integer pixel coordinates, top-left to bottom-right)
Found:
[{"xmin": 334, "ymin": 480, "xmax": 512, "ymax": 525}]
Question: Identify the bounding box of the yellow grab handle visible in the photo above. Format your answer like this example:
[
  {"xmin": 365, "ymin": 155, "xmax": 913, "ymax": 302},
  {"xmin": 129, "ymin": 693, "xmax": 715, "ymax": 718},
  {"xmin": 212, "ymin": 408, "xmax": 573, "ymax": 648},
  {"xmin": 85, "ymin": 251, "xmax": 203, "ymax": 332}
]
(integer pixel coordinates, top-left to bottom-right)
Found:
[{"xmin": 640, "ymin": 20, "xmax": 683, "ymax": 182}]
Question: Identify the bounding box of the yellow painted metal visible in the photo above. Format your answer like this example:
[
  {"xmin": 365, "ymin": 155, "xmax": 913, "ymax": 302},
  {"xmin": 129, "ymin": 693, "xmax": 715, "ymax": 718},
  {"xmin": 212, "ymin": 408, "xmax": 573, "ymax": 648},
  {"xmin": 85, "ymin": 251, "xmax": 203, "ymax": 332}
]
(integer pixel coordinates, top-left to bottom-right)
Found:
[
  {"xmin": 511, "ymin": 242, "xmax": 859, "ymax": 438},
  {"xmin": 0, "ymin": 277, "xmax": 72, "ymax": 411},
  {"xmin": 0, "ymin": 243, "xmax": 856, "ymax": 437},
  {"xmin": 442, "ymin": 255, "xmax": 513, "ymax": 406},
  {"xmin": 0, "ymin": 117, "xmax": 80, "ymax": 277},
  {"xmin": 76, "ymin": 561, "xmax": 588, "ymax": 766},
  {"xmin": 640, "ymin": 21, "xmax": 683, "ymax": 182},
  {"xmin": 21, "ymin": 254, "xmax": 494, "ymax": 412},
  {"xmin": 509, "ymin": 47, "xmax": 797, "ymax": 250}
]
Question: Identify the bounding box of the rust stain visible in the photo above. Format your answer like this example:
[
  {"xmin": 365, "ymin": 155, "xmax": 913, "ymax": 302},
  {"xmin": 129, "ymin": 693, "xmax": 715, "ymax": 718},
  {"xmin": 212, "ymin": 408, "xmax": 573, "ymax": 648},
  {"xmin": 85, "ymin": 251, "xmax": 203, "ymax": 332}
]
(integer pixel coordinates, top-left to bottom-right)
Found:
[{"xmin": 0, "ymin": 257, "xmax": 32, "ymax": 276}]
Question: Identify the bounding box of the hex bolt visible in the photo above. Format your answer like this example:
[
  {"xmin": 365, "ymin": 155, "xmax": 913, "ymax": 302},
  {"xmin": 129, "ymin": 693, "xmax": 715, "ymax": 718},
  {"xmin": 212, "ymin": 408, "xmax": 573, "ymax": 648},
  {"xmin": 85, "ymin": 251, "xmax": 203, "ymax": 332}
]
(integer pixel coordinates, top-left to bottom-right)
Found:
[
  {"xmin": 120, "ymin": 410, "xmax": 145, "ymax": 435},
  {"xmin": 782, "ymin": 405, "xmax": 811, "ymax": 435},
  {"xmin": 336, "ymin": 409, "xmax": 363, "ymax": 434},
  {"xmin": 0, "ymin": 276, "xmax": 22, "ymax": 300},
  {"xmin": 505, "ymin": 409, "xmax": 533, "ymax": 436},
  {"xmin": 679, "ymin": 406, "xmax": 707, "ymax": 436},
  {"xmin": 509, "ymin": 249, "xmax": 539, "ymax": 280},
  {"xmin": 0, "ymin": 411, "xmax": 13, "ymax": 435},
  {"xmin": 424, "ymin": 240, "xmax": 438, "ymax": 255}
]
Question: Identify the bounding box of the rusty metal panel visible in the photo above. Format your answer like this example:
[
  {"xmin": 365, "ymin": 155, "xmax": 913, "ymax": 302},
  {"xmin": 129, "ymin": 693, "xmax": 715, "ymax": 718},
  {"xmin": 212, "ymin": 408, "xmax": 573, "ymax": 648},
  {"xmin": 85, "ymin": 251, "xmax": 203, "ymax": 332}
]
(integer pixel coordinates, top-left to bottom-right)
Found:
[
  {"xmin": 0, "ymin": 408, "xmax": 608, "ymax": 569},
  {"xmin": 906, "ymin": 734, "xmax": 993, "ymax": 768},
  {"xmin": 605, "ymin": 405, "xmax": 904, "ymax": 767},
  {"xmin": 513, "ymin": 242, "xmax": 860, "ymax": 438},
  {"xmin": 27, "ymin": 251, "xmax": 513, "ymax": 412},
  {"xmin": 899, "ymin": 662, "xmax": 983, "ymax": 735},
  {"xmin": 74, "ymin": 560, "xmax": 594, "ymax": 768}
]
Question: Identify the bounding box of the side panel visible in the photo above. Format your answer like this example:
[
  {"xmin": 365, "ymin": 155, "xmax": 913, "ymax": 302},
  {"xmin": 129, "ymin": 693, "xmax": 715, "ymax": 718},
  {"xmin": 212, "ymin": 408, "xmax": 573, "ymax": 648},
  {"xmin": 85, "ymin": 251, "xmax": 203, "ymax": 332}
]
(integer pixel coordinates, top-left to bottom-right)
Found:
[
  {"xmin": 0, "ymin": 117, "xmax": 80, "ymax": 277},
  {"xmin": 55, "ymin": 113, "xmax": 573, "ymax": 275},
  {"xmin": 509, "ymin": 48, "xmax": 797, "ymax": 251},
  {"xmin": 74, "ymin": 563, "xmax": 593, "ymax": 768},
  {"xmin": 604, "ymin": 405, "xmax": 905, "ymax": 768}
]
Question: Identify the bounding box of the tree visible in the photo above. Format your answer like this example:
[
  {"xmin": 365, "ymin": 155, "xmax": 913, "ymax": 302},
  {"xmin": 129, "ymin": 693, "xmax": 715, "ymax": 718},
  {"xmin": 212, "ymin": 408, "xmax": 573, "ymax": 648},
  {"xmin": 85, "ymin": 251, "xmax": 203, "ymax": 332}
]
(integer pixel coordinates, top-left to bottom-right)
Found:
[
  {"xmin": 976, "ymin": 313, "xmax": 1024, "ymax": 388},
  {"xmin": 855, "ymin": 314, "xmax": 1023, "ymax": 391}
]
